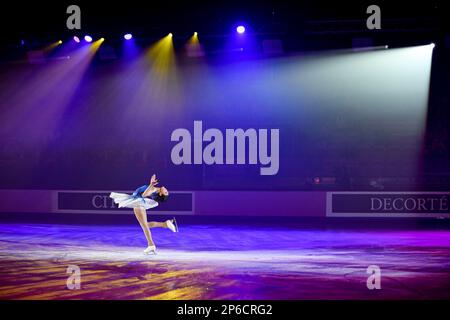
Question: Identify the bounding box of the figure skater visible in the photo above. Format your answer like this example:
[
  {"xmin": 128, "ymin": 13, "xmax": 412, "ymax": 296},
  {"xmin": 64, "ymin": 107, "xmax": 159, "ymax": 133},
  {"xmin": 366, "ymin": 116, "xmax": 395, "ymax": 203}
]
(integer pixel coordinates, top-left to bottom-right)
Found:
[{"xmin": 109, "ymin": 174, "xmax": 178, "ymax": 255}]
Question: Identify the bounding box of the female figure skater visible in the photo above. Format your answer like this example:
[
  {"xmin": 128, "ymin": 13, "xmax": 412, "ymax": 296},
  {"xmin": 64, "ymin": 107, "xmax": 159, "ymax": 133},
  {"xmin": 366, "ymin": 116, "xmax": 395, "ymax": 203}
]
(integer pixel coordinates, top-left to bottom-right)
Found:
[{"xmin": 109, "ymin": 174, "xmax": 178, "ymax": 255}]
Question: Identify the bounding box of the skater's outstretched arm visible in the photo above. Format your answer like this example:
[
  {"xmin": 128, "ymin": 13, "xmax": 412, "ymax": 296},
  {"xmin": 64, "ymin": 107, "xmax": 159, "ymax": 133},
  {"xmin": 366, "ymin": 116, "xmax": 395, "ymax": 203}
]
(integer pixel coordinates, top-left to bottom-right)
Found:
[{"xmin": 142, "ymin": 174, "xmax": 159, "ymax": 197}]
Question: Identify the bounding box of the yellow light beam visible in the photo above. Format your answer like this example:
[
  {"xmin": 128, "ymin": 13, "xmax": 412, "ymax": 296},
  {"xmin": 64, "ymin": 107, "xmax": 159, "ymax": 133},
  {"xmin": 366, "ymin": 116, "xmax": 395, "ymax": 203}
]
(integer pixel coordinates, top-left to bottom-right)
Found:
[
  {"xmin": 146, "ymin": 33, "xmax": 176, "ymax": 78},
  {"xmin": 186, "ymin": 32, "xmax": 204, "ymax": 58},
  {"xmin": 42, "ymin": 40, "xmax": 63, "ymax": 53},
  {"xmin": 89, "ymin": 38, "xmax": 104, "ymax": 53},
  {"xmin": 125, "ymin": 33, "xmax": 182, "ymax": 121}
]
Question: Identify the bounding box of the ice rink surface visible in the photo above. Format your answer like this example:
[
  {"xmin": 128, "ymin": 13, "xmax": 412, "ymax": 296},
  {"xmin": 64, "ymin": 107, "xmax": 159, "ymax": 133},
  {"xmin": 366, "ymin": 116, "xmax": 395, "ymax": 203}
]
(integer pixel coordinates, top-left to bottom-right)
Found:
[{"xmin": 1, "ymin": 223, "xmax": 450, "ymax": 299}]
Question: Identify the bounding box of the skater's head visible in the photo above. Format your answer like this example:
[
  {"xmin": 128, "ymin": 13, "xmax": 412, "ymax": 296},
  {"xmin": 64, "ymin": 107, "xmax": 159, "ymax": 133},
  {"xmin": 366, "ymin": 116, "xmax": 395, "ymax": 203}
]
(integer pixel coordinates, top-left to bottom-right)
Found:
[
  {"xmin": 150, "ymin": 186, "xmax": 169, "ymax": 203},
  {"xmin": 159, "ymin": 186, "xmax": 169, "ymax": 197}
]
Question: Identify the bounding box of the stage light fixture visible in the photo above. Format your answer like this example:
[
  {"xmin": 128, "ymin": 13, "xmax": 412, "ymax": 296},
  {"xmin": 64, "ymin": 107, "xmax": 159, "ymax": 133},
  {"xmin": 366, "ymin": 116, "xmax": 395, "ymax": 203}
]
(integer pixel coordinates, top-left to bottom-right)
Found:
[
  {"xmin": 168, "ymin": 33, "xmax": 173, "ymax": 38},
  {"xmin": 84, "ymin": 35, "xmax": 93, "ymax": 43},
  {"xmin": 236, "ymin": 26, "xmax": 245, "ymax": 34},
  {"xmin": 73, "ymin": 36, "xmax": 81, "ymax": 43},
  {"xmin": 124, "ymin": 33, "xmax": 133, "ymax": 40},
  {"xmin": 430, "ymin": 43, "xmax": 435, "ymax": 49},
  {"xmin": 58, "ymin": 40, "xmax": 63, "ymax": 44}
]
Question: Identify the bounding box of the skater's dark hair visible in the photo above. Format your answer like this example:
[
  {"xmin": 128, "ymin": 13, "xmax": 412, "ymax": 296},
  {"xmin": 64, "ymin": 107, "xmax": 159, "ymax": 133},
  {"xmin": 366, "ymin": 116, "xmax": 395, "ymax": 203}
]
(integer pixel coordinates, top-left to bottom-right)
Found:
[{"xmin": 150, "ymin": 192, "xmax": 169, "ymax": 203}]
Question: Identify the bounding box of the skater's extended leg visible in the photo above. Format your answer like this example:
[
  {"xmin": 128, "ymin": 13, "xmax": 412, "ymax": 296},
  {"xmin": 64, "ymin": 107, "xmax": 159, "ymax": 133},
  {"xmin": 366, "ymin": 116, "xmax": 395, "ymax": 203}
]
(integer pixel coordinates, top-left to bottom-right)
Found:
[
  {"xmin": 147, "ymin": 221, "xmax": 167, "ymax": 228},
  {"xmin": 148, "ymin": 219, "xmax": 178, "ymax": 232}
]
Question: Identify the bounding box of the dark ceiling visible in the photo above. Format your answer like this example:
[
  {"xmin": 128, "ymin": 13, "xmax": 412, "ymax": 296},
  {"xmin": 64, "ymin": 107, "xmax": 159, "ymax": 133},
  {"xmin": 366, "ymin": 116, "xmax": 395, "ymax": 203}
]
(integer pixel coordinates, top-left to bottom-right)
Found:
[{"xmin": 0, "ymin": 1, "xmax": 447, "ymax": 54}]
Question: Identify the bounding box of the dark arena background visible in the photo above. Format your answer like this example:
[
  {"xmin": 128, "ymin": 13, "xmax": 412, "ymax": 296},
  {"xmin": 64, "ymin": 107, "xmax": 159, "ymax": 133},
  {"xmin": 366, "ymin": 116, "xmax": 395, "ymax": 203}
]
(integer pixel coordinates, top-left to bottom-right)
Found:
[{"xmin": 0, "ymin": 0, "xmax": 450, "ymax": 307}]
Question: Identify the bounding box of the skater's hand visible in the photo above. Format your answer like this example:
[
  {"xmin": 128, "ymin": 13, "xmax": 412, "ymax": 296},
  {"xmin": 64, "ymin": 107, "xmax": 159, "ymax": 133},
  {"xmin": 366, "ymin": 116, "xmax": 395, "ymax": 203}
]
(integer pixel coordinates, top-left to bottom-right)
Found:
[{"xmin": 150, "ymin": 174, "xmax": 159, "ymax": 186}]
